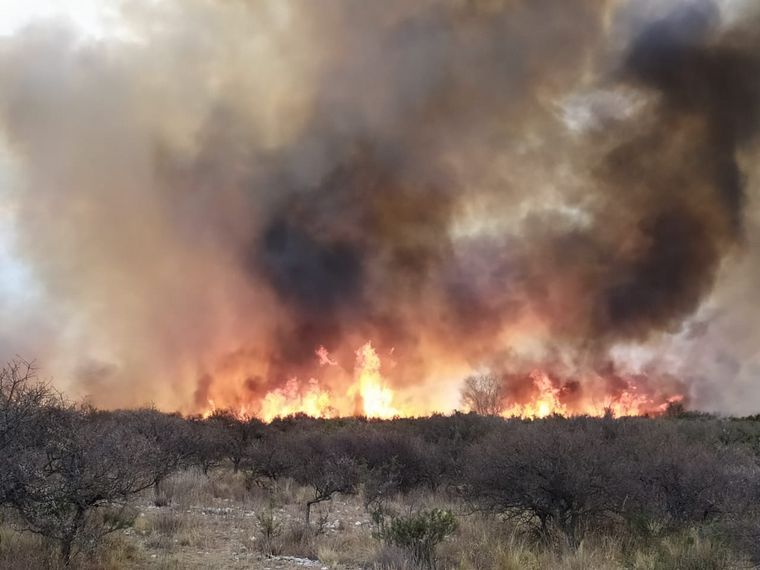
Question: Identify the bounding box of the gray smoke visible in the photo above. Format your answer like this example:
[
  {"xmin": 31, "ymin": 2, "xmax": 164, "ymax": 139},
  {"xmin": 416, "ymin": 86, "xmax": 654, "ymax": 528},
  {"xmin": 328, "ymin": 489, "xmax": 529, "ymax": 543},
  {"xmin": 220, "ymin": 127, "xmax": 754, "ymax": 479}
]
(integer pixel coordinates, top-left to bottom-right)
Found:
[{"xmin": 0, "ymin": 0, "xmax": 758, "ymax": 414}]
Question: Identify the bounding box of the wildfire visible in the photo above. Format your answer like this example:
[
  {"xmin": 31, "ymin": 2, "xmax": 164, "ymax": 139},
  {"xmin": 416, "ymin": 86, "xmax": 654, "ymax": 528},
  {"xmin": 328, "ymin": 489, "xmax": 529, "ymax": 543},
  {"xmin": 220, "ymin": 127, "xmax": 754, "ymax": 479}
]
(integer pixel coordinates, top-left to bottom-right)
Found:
[
  {"xmin": 259, "ymin": 378, "xmax": 334, "ymax": 423},
  {"xmin": 502, "ymin": 370, "xmax": 568, "ymax": 419},
  {"xmin": 201, "ymin": 341, "xmax": 404, "ymax": 421},
  {"xmin": 500, "ymin": 369, "xmax": 684, "ymax": 419},
  {"xmin": 199, "ymin": 342, "xmax": 684, "ymax": 422},
  {"xmin": 350, "ymin": 342, "xmax": 399, "ymax": 419}
]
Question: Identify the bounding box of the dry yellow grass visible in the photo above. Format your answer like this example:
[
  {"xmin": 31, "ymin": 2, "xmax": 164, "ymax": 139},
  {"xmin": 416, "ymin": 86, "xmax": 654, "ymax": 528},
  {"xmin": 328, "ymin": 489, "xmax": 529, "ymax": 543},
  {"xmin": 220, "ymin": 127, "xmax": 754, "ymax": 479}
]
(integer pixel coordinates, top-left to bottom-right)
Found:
[{"xmin": 0, "ymin": 468, "xmax": 754, "ymax": 569}]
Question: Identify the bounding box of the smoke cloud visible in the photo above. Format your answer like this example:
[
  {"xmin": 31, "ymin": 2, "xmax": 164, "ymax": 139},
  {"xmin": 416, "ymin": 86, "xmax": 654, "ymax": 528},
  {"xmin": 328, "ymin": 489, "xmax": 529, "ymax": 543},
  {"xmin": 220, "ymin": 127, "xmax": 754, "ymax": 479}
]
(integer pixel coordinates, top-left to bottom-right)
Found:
[{"xmin": 0, "ymin": 0, "xmax": 758, "ymax": 415}]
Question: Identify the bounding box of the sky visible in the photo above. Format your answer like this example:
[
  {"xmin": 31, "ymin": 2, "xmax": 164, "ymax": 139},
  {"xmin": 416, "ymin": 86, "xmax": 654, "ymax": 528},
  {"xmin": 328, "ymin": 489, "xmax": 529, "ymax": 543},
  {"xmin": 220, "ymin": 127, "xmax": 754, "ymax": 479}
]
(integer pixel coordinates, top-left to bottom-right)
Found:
[
  {"xmin": 0, "ymin": 1, "xmax": 92, "ymax": 285},
  {"xmin": 0, "ymin": 0, "xmax": 126, "ymax": 39},
  {"xmin": 0, "ymin": 0, "xmax": 130, "ymax": 300}
]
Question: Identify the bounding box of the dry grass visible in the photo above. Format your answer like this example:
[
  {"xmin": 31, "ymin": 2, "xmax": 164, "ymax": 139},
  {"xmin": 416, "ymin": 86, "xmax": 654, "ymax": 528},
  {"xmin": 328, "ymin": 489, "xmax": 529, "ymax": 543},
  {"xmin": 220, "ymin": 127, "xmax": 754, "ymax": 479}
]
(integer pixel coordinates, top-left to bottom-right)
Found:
[
  {"xmin": 0, "ymin": 526, "xmax": 144, "ymax": 570},
  {"xmin": 157, "ymin": 468, "xmax": 255, "ymax": 508},
  {"xmin": 1, "ymin": 469, "xmax": 755, "ymax": 569},
  {"xmin": 0, "ymin": 527, "xmax": 60, "ymax": 570},
  {"xmin": 317, "ymin": 529, "xmax": 378, "ymax": 568},
  {"xmin": 367, "ymin": 545, "xmax": 416, "ymax": 570},
  {"xmin": 627, "ymin": 528, "xmax": 749, "ymax": 570},
  {"xmin": 437, "ymin": 515, "xmax": 752, "ymax": 570}
]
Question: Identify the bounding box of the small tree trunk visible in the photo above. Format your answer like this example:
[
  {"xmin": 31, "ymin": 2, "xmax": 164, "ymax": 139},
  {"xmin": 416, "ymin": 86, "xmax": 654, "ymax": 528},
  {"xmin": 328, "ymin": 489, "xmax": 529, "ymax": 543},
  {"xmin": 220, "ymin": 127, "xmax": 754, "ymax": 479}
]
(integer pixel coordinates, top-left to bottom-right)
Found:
[
  {"xmin": 61, "ymin": 539, "xmax": 73, "ymax": 567},
  {"xmin": 61, "ymin": 507, "xmax": 85, "ymax": 566},
  {"xmin": 305, "ymin": 495, "xmax": 328, "ymax": 525},
  {"xmin": 153, "ymin": 476, "xmax": 168, "ymax": 506},
  {"xmin": 568, "ymin": 513, "xmax": 579, "ymax": 548},
  {"xmin": 538, "ymin": 513, "xmax": 550, "ymax": 544},
  {"xmin": 305, "ymin": 500, "xmax": 313, "ymax": 525}
]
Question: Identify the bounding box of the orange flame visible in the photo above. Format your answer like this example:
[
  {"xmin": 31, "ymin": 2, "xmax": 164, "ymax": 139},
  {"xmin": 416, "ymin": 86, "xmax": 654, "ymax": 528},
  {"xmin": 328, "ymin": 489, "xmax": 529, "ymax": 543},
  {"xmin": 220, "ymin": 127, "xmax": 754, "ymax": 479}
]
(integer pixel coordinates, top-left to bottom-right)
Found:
[
  {"xmin": 259, "ymin": 378, "xmax": 334, "ymax": 422},
  {"xmin": 350, "ymin": 342, "xmax": 400, "ymax": 419},
  {"xmin": 200, "ymin": 341, "xmax": 403, "ymax": 421},
  {"xmin": 500, "ymin": 369, "xmax": 684, "ymax": 419},
  {"xmin": 199, "ymin": 342, "xmax": 683, "ymax": 422},
  {"xmin": 501, "ymin": 370, "xmax": 568, "ymax": 419}
]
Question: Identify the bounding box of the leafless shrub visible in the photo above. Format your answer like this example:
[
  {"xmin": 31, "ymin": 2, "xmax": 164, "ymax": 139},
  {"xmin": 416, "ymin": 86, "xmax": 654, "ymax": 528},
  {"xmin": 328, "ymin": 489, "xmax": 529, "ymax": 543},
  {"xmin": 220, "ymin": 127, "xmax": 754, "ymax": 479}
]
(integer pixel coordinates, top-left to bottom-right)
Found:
[
  {"xmin": 460, "ymin": 374, "xmax": 503, "ymax": 416},
  {"xmin": 3, "ymin": 367, "xmax": 760, "ymax": 566},
  {"xmin": 628, "ymin": 422, "xmax": 758, "ymax": 526},
  {"xmin": 206, "ymin": 410, "xmax": 264, "ymax": 473},
  {"xmin": 187, "ymin": 417, "xmax": 226, "ymax": 475},
  {"xmin": 119, "ymin": 408, "xmax": 195, "ymax": 502},
  {"xmin": 6, "ymin": 409, "xmax": 155, "ymax": 564},
  {"xmin": 243, "ymin": 432, "xmax": 295, "ymax": 487},
  {"xmin": 0, "ymin": 360, "xmax": 58, "ymax": 505},
  {"xmin": 289, "ymin": 434, "xmax": 361, "ymax": 525},
  {"xmin": 463, "ymin": 417, "xmax": 760, "ymax": 550},
  {"xmin": 463, "ymin": 418, "xmax": 638, "ymax": 545}
]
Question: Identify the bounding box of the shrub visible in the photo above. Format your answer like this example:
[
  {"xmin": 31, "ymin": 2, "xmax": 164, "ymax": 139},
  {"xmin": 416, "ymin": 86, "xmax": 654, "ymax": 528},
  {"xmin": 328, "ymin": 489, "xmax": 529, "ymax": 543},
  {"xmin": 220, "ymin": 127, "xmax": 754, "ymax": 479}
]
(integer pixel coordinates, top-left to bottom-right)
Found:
[
  {"xmin": 460, "ymin": 374, "xmax": 503, "ymax": 416},
  {"xmin": 0, "ymin": 360, "xmax": 58, "ymax": 506},
  {"xmin": 7, "ymin": 409, "xmax": 155, "ymax": 564},
  {"xmin": 243, "ymin": 433, "xmax": 295, "ymax": 486},
  {"xmin": 121, "ymin": 408, "xmax": 195, "ymax": 498},
  {"xmin": 626, "ymin": 421, "xmax": 757, "ymax": 526},
  {"xmin": 289, "ymin": 434, "xmax": 361, "ymax": 524},
  {"xmin": 255, "ymin": 503, "xmax": 283, "ymax": 556},
  {"xmin": 206, "ymin": 410, "xmax": 264, "ymax": 473},
  {"xmin": 463, "ymin": 418, "xmax": 630, "ymax": 545},
  {"xmin": 187, "ymin": 417, "xmax": 226, "ymax": 475},
  {"xmin": 376, "ymin": 509, "xmax": 457, "ymax": 569}
]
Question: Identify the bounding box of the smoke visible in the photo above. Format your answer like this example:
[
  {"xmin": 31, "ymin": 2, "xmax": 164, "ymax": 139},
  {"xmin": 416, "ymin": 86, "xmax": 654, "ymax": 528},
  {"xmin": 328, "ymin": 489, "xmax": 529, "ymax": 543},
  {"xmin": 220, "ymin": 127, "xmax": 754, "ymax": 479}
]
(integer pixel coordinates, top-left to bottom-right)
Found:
[{"xmin": 0, "ymin": 0, "xmax": 758, "ymax": 414}]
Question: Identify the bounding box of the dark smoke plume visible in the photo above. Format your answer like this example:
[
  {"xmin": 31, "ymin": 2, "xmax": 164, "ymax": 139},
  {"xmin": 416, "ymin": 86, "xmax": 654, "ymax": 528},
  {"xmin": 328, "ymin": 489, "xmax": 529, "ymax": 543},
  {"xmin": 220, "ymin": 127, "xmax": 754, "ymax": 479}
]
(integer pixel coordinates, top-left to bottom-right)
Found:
[{"xmin": 0, "ymin": 0, "xmax": 759, "ymax": 414}]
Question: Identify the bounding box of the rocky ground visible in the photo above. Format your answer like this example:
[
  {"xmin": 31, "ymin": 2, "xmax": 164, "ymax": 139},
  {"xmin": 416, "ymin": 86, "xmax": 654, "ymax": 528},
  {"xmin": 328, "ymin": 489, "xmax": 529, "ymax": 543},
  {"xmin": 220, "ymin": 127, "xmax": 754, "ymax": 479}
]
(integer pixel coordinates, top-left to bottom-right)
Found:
[{"xmin": 122, "ymin": 471, "xmax": 376, "ymax": 569}]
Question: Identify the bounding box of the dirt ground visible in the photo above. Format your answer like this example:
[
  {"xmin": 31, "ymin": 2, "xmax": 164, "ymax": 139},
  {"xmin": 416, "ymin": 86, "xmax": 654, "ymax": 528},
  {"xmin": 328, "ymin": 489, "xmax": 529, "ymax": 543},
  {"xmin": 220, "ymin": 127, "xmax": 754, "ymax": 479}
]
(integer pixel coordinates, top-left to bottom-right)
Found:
[{"xmin": 121, "ymin": 471, "xmax": 376, "ymax": 569}]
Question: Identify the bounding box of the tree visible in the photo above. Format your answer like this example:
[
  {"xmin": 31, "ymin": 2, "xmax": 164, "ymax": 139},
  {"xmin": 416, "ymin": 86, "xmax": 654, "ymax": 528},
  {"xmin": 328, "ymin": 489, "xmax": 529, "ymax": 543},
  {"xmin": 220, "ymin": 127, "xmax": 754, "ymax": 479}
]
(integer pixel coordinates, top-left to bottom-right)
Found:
[
  {"xmin": 0, "ymin": 360, "xmax": 57, "ymax": 505},
  {"xmin": 207, "ymin": 410, "xmax": 264, "ymax": 473},
  {"xmin": 464, "ymin": 418, "xmax": 629, "ymax": 545},
  {"xmin": 187, "ymin": 416, "xmax": 226, "ymax": 475},
  {"xmin": 243, "ymin": 432, "xmax": 294, "ymax": 486},
  {"xmin": 289, "ymin": 434, "xmax": 360, "ymax": 525},
  {"xmin": 7, "ymin": 408, "xmax": 156, "ymax": 564},
  {"xmin": 460, "ymin": 374, "xmax": 503, "ymax": 416},
  {"xmin": 122, "ymin": 408, "xmax": 195, "ymax": 501},
  {"xmin": 628, "ymin": 422, "xmax": 755, "ymax": 525}
]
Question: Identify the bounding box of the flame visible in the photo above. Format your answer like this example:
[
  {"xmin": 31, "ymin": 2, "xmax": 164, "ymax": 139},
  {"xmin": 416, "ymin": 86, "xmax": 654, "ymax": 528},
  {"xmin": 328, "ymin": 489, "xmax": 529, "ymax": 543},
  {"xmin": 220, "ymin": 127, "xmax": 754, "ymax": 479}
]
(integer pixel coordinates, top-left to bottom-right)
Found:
[
  {"xmin": 201, "ymin": 399, "xmax": 216, "ymax": 419},
  {"xmin": 316, "ymin": 345, "xmax": 338, "ymax": 367},
  {"xmin": 198, "ymin": 342, "xmax": 683, "ymax": 422},
  {"xmin": 350, "ymin": 341, "xmax": 399, "ymax": 419},
  {"xmin": 259, "ymin": 378, "xmax": 335, "ymax": 423},
  {"xmin": 502, "ymin": 370, "xmax": 568, "ymax": 419},
  {"xmin": 500, "ymin": 369, "xmax": 684, "ymax": 419},
  {"xmin": 200, "ymin": 341, "xmax": 403, "ymax": 421}
]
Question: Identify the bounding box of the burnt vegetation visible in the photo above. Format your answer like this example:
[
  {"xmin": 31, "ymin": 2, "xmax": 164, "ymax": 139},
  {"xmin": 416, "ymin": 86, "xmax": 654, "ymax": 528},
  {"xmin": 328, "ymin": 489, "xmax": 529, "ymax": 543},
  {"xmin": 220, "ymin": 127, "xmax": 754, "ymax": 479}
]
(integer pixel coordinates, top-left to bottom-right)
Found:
[{"xmin": 3, "ymin": 360, "xmax": 760, "ymax": 568}]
